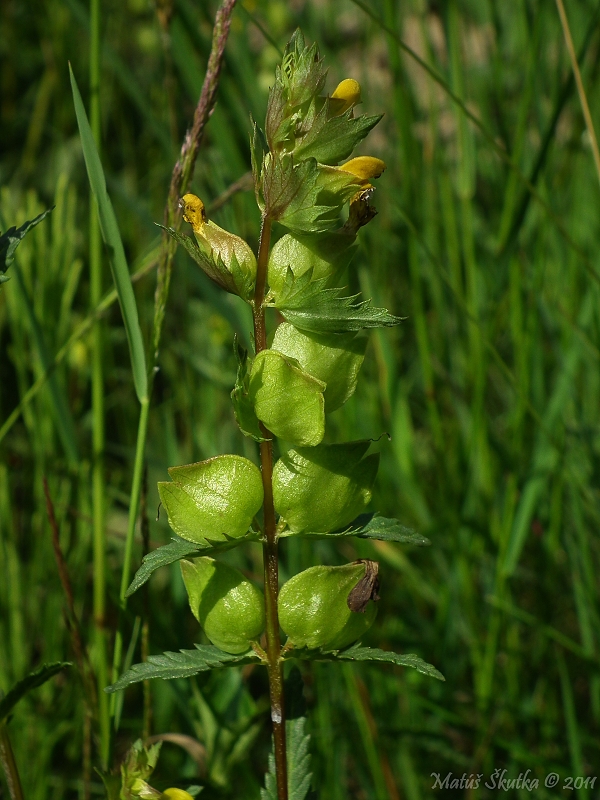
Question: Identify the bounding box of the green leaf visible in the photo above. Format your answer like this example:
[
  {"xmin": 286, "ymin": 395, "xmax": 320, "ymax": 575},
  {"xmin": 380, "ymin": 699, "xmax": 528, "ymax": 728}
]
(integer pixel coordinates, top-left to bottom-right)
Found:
[
  {"xmin": 0, "ymin": 208, "xmax": 53, "ymax": 287},
  {"xmin": 105, "ymin": 645, "xmax": 259, "ymax": 692},
  {"xmin": 294, "ymin": 103, "xmax": 383, "ymax": 165},
  {"xmin": 126, "ymin": 531, "xmax": 260, "ymax": 597},
  {"xmin": 0, "ymin": 662, "xmax": 71, "ymax": 723},
  {"xmin": 249, "ymin": 350, "xmax": 326, "ymax": 446},
  {"xmin": 282, "ymin": 512, "xmax": 431, "ymax": 546},
  {"xmin": 158, "ymin": 455, "xmax": 264, "ymax": 545},
  {"xmin": 273, "ymin": 441, "xmax": 379, "ymax": 534},
  {"xmin": 272, "ymin": 322, "xmax": 366, "ymax": 412},
  {"xmin": 262, "ymin": 668, "xmax": 314, "ymax": 800},
  {"xmin": 263, "ymin": 155, "xmax": 352, "ymax": 234},
  {"xmin": 274, "ymin": 268, "xmax": 403, "ymax": 334},
  {"xmin": 231, "ymin": 338, "xmax": 270, "ymax": 442},
  {"xmin": 286, "ymin": 644, "xmax": 445, "ymax": 681},
  {"xmin": 332, "ymin": 644, "xmax": 445, "ymax": 681},
  {"xmin": 70, "ymin": 65, "xmax": 148, "ymax": 403}
]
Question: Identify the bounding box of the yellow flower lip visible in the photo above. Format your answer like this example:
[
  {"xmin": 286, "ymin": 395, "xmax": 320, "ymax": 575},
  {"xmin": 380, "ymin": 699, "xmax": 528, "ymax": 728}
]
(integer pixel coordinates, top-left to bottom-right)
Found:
[
  {"xmin": 160, "ymin": 790, "xmax": 195, "ymax": 800},
  {"xmin": 338, "ymin": 156, "xmax": 386, "ymax": 183},
  {"xmin": 180, "ymin": 193, "xmax": 207, "ymax": 233},
  {"xmin": 330, "ymin": 78, "xmax": 361, "ymax": 113}
]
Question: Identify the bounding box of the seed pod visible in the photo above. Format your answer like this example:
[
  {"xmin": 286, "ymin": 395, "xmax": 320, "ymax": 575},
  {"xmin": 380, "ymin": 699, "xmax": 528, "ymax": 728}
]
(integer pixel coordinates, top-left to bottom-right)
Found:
[
  {"xmin": 181, "ymin": 557, "xmax": 265, "ymax": 654},
  {"xmin": 267, "ymin": 230, "xmax": 356, "ymax": 295},
  {"xmin": 278, "ymin": 561, "xmax": 379, "ymax": 651}
]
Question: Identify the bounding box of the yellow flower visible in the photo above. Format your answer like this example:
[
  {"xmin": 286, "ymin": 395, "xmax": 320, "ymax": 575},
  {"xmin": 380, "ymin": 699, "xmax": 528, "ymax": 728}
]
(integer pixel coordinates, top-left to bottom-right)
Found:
[
  {"xmin": 160, "ymin": 790, "xmax": 195, "ymax": 800},
  {"xmin": 338, "ymin": 156, "xmax": 386, "ymax": 184},
  {"xmin": 180, "ymin": 193, "xmax": 206, "ymax": 231},
  {"xmin": 330, "ymin": 79, "xmax": 361, "ymax": 114},
  {"xmin": 179, "ymin": 193, "xmax": 256, "ymax": 292}
]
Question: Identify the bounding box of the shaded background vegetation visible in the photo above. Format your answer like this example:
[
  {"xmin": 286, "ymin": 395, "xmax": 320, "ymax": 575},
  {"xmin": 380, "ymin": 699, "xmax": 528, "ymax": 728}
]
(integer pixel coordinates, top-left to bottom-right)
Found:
[{"xmin": 1, "ymin": 0, "xmax": 600, "ymax": 796}]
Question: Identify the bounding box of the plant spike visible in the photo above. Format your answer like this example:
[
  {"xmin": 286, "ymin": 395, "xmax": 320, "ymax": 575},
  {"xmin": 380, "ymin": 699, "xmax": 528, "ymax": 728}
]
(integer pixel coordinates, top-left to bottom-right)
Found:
[{"xmin": 109, "ymin": 30, "xmax": 443, "ymax": 799}]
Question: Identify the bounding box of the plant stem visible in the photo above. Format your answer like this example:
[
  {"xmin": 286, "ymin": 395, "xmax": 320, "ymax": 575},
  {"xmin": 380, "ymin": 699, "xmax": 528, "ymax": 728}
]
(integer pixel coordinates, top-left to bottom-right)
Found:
[
  {"xmin": 253, "ymin": 215, "xmax": 288, "ymax": 800},
  {"xmin": 108, "ymin": 396, "xmax": 151, "ymax": 742},
  {"xmin": 89, "ymin": 0, "xmax": 110, "ymax": 768},
  {"xmin": 0, "ymin": 725, "xmax": 24, "ymax": 800}
]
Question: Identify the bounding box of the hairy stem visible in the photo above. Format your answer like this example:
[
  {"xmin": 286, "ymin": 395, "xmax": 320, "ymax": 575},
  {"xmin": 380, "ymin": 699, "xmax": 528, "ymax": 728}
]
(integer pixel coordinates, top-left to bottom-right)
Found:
[{"xmin": 253, "ymin": 215, "xmax": 288, "ymax": 800}]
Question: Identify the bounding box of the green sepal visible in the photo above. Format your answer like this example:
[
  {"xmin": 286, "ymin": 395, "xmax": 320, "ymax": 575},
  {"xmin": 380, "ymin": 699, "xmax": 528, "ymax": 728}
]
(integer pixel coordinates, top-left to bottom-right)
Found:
[
  {"xmin": 125, "ymin": 531, "xmax": 261, "ymax": 598},
  {"xmin": 272, "ymin": 322, "xmax": 366, "ymax": 412},
  {"xmin": 118, "ymin": 739, "xmax": 163, "ymax": 800},
  {"xmin": 279, "ymin": 512, "xmax": 430, "ymax": 546},
  {"xmin": 268, "ymin": 231, "xmax": 357, "ymax": 296},
  {"xmin": 294, "ymin": 101, "xmax": 383, "ymax": 165},
  {"xmin": 0, "ymin": 661, "xmax": 71, "ymax": 724},
  {"xmin": 105, "ymin": 645, "xmax": 261, "ymax": 693},
  {"xmin": 249, "ymin": 350, "xmax": 326, "ymax": 446},
  {"xmin": 250, "ymin": 118, "xmax": 267, "ymax": 210},
  {"xmin": 157, "ymin": 224, "xmax": 254, "ymax": 300},
  {"xmin": 158, "ymin": 455, "xmax": 263, "ymax": 545},
  {"xmin": 262, "ymin": 155, "xmax": 358, "ymax": 235},
  {"xmin": 278, "ymin": 563, "xmax": 378, "ymax": 651},
  {"xmin": 266, "ymin": 31, "xmax": 327, "ymax": 153},
  {"xmin": 283, "ymin": 643, "xmax": 445, "ymax": 681},
  {"xmin": 0, "ymin": 208, "xmax": 53, "ymax": 288},
  {"xmin": 272, "ymin": 441, "xmax": 379, "ymax": 534},
  {"xmin": 181, "ymin": 557, "xmax": 265, "ymax": 654},
  {"xmin": 274, "ymin": 268, "xmax": 403, "ymax": 334},
  {"xmin": 231, "ymin": 337, "xmax": 270, "ymax": 442}
]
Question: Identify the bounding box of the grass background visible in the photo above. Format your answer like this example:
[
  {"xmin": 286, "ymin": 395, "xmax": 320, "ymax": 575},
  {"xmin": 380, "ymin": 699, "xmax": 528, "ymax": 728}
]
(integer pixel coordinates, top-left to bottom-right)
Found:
[{"xmin": 1, "ymin": 0, "xmax": 600, "ymax": 796}]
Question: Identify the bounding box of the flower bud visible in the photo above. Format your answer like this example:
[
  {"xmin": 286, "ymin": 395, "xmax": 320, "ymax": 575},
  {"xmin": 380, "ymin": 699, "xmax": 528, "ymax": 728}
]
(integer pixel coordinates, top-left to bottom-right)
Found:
[
  {"xmin": 278, "ymin": 561, "xmax": 379, "ymax": 651},
  {"xmin": 161, "ymin": 790, "xmax": 195, "ymax": 800},
  {"xmin": 330, "ymin": 78, "xmax": 362, "ymax": 114},
  {"xmin": 179, "ymin": 193, "xmax": 257, "ymax": 298},
  {"xmin": 181, "ymin": 557, "xmax": 265, "ymax": 654}
]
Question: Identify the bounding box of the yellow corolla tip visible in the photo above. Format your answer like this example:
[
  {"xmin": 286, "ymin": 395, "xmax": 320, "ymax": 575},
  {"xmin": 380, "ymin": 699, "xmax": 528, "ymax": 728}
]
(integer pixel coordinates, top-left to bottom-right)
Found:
[
  {"xmin": 339, "ymin": 156, "xmax": 386, "ymax": 182},
  {"xmin": 160, "ymin": 789, "xmax": 195, "ymax": 800},
  {"xmin": 331, "ymin": 78, "xmax": 361, "ymax": 113},
  {"xmin": 180, "ymin": 193, "xmax": 207, "ymax": 233}
]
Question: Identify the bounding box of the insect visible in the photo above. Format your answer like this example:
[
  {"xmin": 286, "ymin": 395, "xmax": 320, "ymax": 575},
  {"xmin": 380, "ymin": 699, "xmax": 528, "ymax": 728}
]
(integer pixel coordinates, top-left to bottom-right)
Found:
[{"xmin": 347, "ymin": 559, "xmax": 380, "ymax": 613}]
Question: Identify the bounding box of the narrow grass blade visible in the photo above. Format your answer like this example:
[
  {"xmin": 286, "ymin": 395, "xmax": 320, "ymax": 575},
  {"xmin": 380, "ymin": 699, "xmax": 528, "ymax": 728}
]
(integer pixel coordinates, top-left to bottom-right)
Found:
[
  {"xmin": 0, "ymin": 662, "xmax": 71, "ymax": 723},
  {"xmin": 69, "ymin": 65, "xmax": 148, "ymax": 402}
]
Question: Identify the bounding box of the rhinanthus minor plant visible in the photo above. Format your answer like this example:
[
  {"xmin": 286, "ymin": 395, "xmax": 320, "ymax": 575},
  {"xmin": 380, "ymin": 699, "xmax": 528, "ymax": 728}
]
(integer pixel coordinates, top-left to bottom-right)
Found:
[{"xmin": 108, "ymin": 31, "xmax": 443, "ymax": 800}]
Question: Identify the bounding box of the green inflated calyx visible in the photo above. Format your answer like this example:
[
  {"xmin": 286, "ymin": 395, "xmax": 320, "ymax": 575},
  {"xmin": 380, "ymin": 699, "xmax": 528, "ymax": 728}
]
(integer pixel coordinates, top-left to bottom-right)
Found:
[
  {"xmin": 272, "ymin": 323, "xmax": 366, "ymax": 412},
  {"xmin": 273, "ymin": 440, "xmax": 379, "ymax": 534},
  {"xmin": 268, "ymin": 231, "xmax": 356, "ymax": 296},
  {"xmin": 181, "ymin": 557, "xmax": 265, "ymax": 654},
  {"xmin": 158, "ymin": 455, "xmax": 263, "ymax": 545},
  {"xmin": 249, "ymin": 349, "xmax": 325, "ymax": 446},
  {"xmin": 279, "ymin": 561, "xmax": 380, "ymax": 651}
]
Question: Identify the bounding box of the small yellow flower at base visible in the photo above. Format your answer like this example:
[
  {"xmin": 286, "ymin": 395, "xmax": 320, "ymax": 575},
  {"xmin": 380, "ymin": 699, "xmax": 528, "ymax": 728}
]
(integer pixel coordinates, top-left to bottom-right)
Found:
[
  {"xmin": 179, "ymin": 194, "xmax": 207, "ymax": 233},
  {"xmin": 338, "ymin": 156, "xmax": 386, "ymax": 184},
  {"xmin": 330, "ymin": 78, "xmax": 362, "ymax": 114},
  {"xmin": 179, "ymin": 193, "xmax": 257, "ymax": 294},
  {"xmin": 160, "ymin": 789, "xmax": 195, "ymax": 800}
]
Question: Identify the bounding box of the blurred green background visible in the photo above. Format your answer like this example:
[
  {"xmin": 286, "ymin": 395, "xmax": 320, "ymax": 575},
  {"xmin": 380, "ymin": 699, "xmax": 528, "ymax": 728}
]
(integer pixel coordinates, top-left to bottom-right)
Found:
[{"xmin": 2, "ymin": 0, "xmax": 600, "ymax": 797}]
